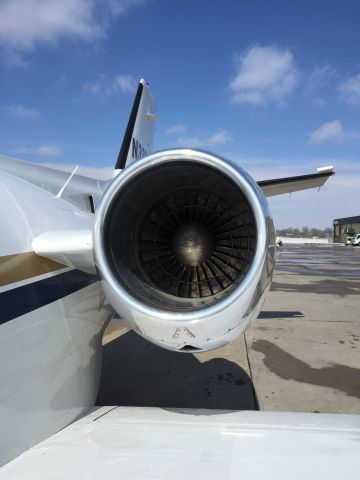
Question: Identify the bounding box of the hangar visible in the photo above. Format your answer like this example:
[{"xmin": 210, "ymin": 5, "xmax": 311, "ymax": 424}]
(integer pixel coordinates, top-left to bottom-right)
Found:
[{"xmin": 333, "ymin": 215, "xmax": 360, "ymax": 243}]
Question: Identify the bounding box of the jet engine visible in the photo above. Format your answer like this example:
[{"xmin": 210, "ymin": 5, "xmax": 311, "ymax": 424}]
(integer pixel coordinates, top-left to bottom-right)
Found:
[{"xmin": 93, "ymin": 149, "xmax": 275, "ymax": 351}]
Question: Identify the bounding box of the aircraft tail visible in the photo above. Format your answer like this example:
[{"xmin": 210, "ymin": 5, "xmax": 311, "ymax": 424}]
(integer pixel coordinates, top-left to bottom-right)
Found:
[{"xmin": 115, "ymin": 79, "xmax": 156, "ymax": 170}]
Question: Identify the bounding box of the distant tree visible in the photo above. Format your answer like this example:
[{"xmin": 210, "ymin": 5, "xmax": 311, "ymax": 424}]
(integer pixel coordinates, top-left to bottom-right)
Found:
[
  {"xmin": 309, "ymin": 227, "xmax": 321, "ymax": 237},
  {"xmin": 276, "ymin": 226, "xmax": 333, "ymax": 238},
  {"xmin": 302, "ymin": 226, "xmax": 310, "ymax": 237}
]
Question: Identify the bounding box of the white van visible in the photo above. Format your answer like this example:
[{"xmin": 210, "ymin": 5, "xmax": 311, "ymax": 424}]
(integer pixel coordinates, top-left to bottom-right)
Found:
[
  {"xmin": 345, "ymin": 235, "xmax": 354, "ymax": 245},
  {"xmin": 352, "ymin": 234, "xmax": 360, "ymax": 246}
]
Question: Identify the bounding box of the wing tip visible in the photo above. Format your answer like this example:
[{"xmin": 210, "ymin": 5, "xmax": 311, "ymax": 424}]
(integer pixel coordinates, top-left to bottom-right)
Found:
[{"xmin": 317, "ymin": 165, "xmax": 334, "ymax": 174}]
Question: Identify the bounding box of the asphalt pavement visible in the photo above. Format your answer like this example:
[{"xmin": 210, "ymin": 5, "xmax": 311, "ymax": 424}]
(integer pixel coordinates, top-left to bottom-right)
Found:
[{"xmin": 97, "ymin": 244, "xmax": 360, "ymax": 414}]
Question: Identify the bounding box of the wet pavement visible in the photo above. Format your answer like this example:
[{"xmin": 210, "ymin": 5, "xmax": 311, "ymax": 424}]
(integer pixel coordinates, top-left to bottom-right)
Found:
[
  {"xmin": 275, "ymin": 244, "xmax": 360, "ymax": 278},
  {"xmin": 247, "ymin": 244, "xmax": 360, "ymax": 413},
  {"xmin": 97, "ymin": 244, "xmax": 360, "ymax": 414}
]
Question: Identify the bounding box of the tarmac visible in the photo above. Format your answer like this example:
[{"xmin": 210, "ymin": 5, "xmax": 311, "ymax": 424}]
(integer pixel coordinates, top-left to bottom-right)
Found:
[{"xmin": 97, "ymin": 244, "xmax": 360, "ymax": 414}]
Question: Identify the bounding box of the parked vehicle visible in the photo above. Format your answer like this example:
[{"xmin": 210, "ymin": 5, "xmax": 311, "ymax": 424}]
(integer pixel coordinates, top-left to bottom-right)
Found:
[
  {"xmin": 345, "ymin": 235, "xmax": 354, "ymax": 246},
  {"xmin": 352, "ymin": 234, "xmax": 360, "ymax": 246}
]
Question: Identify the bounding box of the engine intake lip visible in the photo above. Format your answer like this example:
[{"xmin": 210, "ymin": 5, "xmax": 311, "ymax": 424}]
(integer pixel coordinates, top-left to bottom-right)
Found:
[{"xmin": 93, "ymin": 149, "xmax": 270, "ymax": 322}]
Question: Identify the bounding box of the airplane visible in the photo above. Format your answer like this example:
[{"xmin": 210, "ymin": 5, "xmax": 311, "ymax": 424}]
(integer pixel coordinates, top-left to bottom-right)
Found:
[{"xmin": 2, "ymin": 79, "xmax": 357, "ymax": 477}]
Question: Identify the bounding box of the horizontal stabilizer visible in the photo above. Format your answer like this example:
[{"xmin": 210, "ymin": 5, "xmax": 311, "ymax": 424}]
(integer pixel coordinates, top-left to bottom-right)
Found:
[{"xmin": 258, "ymin": 166, "xmax": 335, "ymax": 197}]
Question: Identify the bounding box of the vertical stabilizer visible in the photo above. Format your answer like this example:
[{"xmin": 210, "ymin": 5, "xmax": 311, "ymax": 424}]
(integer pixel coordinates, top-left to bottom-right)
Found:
[{"xmin": 115, "ymin": 79, "xmax": 156, "ymax": 170}]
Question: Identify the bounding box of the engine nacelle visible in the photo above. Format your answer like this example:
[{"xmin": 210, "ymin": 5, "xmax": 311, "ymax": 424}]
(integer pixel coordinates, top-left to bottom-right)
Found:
[{"xmin": 93, "ymin": 149, "xmax": 275, "ymax": 352}]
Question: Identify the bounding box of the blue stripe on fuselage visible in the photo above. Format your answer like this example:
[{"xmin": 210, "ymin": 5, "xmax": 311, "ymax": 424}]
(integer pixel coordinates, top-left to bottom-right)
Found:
[{"xmin": 0, "ymin": 270, "xmax": 97, "ymax": 325}]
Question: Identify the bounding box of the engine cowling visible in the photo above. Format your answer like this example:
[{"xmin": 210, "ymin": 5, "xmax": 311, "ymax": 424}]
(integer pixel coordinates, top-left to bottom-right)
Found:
[{"xmin": 93, "ymin": 149, "xmax": 275, "ymax": 352}]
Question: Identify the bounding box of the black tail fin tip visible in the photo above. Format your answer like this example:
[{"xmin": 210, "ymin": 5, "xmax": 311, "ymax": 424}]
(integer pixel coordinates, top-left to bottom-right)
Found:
[{"xmin": 115, "ymin": 81, "xmax": 144, "ymax": 170}]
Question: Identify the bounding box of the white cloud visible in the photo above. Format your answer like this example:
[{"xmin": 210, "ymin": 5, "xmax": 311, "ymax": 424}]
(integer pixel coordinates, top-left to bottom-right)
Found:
[
  {"xmin": 306, "ymin": 64, "xmax": 337, "ymax": 92},
  {"xmin": 166, "ymin": 124, "xmax": 186, "ymax": 135},
  {"xmin": 229, "ymin": 45, "xmax": 298, "ymax": 106},
  {"xmin": 207, "ymin": 129, "xmax": 233, "ymax": 145},
  {"xmin": 347, "ymin": 129, "xmax": 360, "ymax": 140},
  {"xmin": 309, "ymin": 120, "xmax": 343, "ymax": 144},
  {"xmin": 177, "ymin": 129, "xmax": 232, "ymax": 148},
  {"xmin": 113, "ymin": 74, "xmax": 137, "ymax": 93},
  {"xmin": 0, "ymin": 0, "xmax": 146, "ymax": 60},
  {"xmin": 303, "ymin": 65, "xmax": 337, "ymax": 106},
  {"xmin": 84, "ymin": 73, "xmax": 137, "ymax": 96},
  {"xmin": 15, "ymin": 145, "xmax": 62, "ymax": 156},
  {"xmin": 339, "ymin": 73, "xmax": 360, "ymax": 105},
  {"xmin": 311, "ymin": 97, "xmax": 327, "ymax": 107},
  {"xmin": 4, "ymin": 104, "xmax": 41, "ymax": 119},
  {"xmin": 176, "ymin": 136, "xmax": 204, "ymax": 148}
]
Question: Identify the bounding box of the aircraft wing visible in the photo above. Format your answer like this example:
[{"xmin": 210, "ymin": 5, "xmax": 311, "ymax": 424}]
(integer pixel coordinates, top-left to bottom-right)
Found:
[
  {"xmin": 258, "ymin": 166, "xmax": 335, "ymax": 197},
  {"xmin": 0, "ymin": 406, "xmax": 358, "ymax": 479}
]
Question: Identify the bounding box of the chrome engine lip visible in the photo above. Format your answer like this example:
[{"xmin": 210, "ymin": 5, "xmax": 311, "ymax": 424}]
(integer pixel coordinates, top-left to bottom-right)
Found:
[{"xmin": 93, "ymin": 148, "xmax": 269, "ymax": 323}]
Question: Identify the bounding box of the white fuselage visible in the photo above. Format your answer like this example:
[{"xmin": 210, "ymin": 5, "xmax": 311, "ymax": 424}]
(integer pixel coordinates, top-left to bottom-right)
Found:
[{"xmin": 0, "ymin": 169, "xmax": 110, "ymax": 466}]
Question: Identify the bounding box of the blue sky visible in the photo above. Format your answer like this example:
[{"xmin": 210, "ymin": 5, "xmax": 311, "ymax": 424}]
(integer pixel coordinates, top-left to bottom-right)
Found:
[{"xmin": 0, "ymin": 0, "xmax": 359, "ymax": 228}]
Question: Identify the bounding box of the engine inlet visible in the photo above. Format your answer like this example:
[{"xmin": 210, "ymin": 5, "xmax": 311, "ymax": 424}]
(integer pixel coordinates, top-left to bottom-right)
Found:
[
  {"xmin": 94, "ymin": 149, "xmax": 275, "ymax": 351},
  {"xmin": 138, "ymin": 190, "xmax": 253, "ymax": 298},
  {"xmin": 103, "ymin": 158, "xmax": 257, "ymax": 311}
]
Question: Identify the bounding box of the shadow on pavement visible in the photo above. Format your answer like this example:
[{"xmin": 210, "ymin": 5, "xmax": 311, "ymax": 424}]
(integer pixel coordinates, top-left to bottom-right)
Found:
[
  {"xmin": 259, "ymin": 310, "xmax": 304, "ymax": 319},
  {"xmin": 96, "ymin": 330, "xmax": 257, "ymax": 410}
]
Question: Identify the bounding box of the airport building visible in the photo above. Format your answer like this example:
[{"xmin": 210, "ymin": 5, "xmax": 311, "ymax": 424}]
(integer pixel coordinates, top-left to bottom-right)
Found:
[{"xmin": 333, "ymin": 215, "xmax": 360, "ymax": 243}]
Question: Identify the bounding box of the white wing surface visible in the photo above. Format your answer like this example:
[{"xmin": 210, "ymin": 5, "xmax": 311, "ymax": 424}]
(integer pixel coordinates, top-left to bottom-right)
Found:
[{"xmin": 0, "ymin": 406, "xmax": 358, "ymax": 479}]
